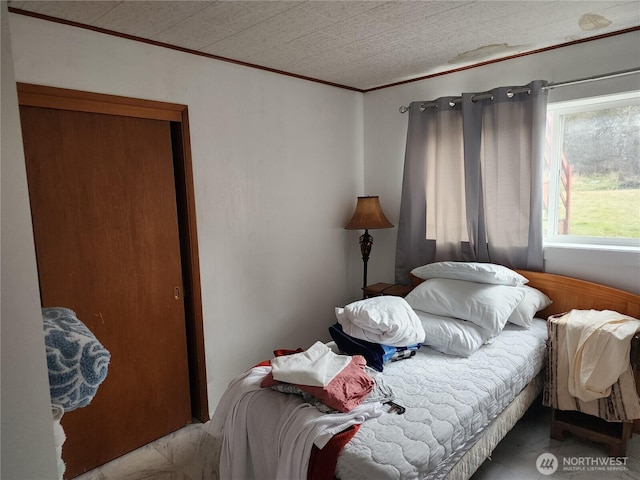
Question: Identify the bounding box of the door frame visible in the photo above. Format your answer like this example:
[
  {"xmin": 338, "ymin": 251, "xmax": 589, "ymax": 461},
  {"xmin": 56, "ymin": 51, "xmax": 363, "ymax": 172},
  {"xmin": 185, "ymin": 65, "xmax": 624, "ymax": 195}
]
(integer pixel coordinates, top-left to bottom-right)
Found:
[{"xmin": 17, "ymin": 82, "xmax": 209, "ymax": 422}]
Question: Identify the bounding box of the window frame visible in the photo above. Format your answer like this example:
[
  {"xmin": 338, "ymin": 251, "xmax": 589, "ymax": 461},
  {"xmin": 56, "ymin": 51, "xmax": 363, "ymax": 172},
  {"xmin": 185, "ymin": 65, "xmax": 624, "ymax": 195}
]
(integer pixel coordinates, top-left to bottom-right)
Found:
[{"xmin": 544, "ymin": 91, "xmax": 640, "ymax": 249}]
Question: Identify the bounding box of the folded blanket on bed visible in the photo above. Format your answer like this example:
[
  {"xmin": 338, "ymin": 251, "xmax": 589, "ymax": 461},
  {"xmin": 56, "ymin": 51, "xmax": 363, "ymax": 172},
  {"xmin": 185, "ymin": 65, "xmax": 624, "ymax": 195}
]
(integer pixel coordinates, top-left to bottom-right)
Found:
[
  {"xmin": 329, "ymin": 322, "xmax": 420, "ymax": 371},
  {"xmin": 43, "ymin": 307, "xmax": 110, "ymax": 411},
  {"xmin": 543, "ymin": 309, "xmax": 640, "ymax": 421}
]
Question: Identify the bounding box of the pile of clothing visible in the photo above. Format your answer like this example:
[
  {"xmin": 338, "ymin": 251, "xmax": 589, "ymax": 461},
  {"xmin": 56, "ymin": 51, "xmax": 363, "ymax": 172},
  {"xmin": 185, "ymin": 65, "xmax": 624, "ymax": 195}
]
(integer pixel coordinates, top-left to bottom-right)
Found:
[
  {"xmin": 212, "ymin": 297, "xmax": 425, "ymax": 479},
  {"xmin": 260, "ymin": 295, "xmax": 426, "ymax": 413},
  {"xmin": 330, "ymin": 296, "xmax": 424, "ymax": 371},
  {"xmin": 212, "ymin": 346, "xmax": 386, "ymax": 480},
  {"xmin": 261, "ymin": 341, "xmax": 394, "ymax": 413}
]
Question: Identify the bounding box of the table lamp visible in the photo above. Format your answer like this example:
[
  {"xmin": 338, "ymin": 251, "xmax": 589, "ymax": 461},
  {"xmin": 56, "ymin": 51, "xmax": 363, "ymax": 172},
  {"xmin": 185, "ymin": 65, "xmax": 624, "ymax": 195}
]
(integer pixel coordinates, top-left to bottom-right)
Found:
[{"xmin": 345, "ymin": 196, "xmax": 393, "ymax": 294}]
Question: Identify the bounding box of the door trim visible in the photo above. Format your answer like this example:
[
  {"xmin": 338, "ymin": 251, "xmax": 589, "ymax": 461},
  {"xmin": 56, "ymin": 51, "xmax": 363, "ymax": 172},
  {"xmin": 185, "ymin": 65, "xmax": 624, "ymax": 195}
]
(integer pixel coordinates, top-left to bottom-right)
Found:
[{"xmin": 17, "ymin": 83, "xmax": 209, "ymax": 422}]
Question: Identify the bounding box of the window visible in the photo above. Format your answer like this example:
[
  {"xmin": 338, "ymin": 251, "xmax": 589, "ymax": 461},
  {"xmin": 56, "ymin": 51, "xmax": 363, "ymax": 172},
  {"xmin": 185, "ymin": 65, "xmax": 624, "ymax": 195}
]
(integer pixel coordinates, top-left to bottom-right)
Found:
[{"xmin": 544, "ymin": 91, "xmax": 640, "ymax": 247}]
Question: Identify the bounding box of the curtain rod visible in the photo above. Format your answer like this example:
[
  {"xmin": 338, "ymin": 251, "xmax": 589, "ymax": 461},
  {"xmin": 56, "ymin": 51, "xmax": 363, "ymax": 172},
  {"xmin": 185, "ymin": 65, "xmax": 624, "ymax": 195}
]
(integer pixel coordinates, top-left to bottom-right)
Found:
[
  {"xmin": 399, "ymin": 67, "xmax": 640, "ymax": 113},
  {"xmin": 542, "ymin": 67, "xmax": 640, "ymax": 90}
]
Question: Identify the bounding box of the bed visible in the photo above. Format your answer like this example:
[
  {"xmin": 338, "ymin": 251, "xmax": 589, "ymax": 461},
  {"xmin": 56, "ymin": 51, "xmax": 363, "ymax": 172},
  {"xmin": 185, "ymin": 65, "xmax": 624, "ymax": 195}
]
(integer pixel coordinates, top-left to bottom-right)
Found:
[{"xmin": 211, "ymin": 265, "xmax": 640, "ymax": 480}]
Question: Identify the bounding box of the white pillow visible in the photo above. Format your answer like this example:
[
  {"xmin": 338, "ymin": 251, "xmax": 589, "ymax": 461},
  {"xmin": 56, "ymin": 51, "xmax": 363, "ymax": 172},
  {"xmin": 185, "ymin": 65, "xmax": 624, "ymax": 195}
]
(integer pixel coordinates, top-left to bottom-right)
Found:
[
  {"xmin": 411, "ymin": 261, "xmax": 528, "ymax": 286},
  {"xmin": 405, "ymin": 278, "xmax": 526, "ymax": 336},
  {"xmin": 335, "ymin": 296, "xmax": 425, "ymax": 347},
  {"xmin": 507, "ymin": 286, "xmax": 552, "ymax": 328},
  {"xmin": 415, "ymin": 311, "xmax": 493, "ymax": 357}
]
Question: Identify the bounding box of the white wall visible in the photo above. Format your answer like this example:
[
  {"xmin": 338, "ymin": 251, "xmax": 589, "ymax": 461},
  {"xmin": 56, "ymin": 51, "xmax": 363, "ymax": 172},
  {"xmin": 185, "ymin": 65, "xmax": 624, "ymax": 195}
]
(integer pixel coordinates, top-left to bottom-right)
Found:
[
  {"xmin": 1, "ymin": 4, "xmax": 59, "ymax": 479},
  {"xmin": 7, "ymin": 12, "xmax": 365, "ymax": 422},
  {"xmin": 363, "ymin": 30, "xmax": 640, "ymax": 293}
]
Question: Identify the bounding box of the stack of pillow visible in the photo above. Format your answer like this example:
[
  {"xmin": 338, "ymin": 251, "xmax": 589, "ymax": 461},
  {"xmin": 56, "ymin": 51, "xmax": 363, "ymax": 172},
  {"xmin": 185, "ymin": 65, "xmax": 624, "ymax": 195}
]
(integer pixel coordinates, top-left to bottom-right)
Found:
[{"xmin": 405, "ymin": 262, "xmax": 551, "ymax": 357}]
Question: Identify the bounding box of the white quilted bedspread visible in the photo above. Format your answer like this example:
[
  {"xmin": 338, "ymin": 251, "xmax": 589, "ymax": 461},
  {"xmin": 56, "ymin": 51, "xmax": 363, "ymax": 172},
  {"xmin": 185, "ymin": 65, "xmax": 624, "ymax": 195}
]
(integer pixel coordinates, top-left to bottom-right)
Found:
[{"xmin": 335, "ymin": 319, "xmax": 548, "ymax": 480}]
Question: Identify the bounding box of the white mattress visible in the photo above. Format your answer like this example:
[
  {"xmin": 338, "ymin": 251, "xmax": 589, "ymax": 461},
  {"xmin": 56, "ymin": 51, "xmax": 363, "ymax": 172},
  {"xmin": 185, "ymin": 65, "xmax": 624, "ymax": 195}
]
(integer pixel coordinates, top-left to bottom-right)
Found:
[{"xmin": 335, "ymin": 318, "xmax": 548, "ymax": 480}]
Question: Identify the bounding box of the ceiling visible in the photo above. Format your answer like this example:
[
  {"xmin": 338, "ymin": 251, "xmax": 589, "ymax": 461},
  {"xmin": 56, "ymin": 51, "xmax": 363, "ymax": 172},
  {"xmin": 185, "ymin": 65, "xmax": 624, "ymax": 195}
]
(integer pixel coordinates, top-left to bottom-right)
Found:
[{"xmin": 7, "ymin": 1, "xmax": 640, "ymax": 91}]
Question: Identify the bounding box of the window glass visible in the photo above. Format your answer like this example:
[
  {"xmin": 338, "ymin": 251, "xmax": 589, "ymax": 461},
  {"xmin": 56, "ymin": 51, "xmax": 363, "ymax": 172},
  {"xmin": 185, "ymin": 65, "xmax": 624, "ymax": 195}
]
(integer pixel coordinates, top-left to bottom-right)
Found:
[{"xmin": 544, "ymin": 92, "xmax": 640, "ymax": 246}]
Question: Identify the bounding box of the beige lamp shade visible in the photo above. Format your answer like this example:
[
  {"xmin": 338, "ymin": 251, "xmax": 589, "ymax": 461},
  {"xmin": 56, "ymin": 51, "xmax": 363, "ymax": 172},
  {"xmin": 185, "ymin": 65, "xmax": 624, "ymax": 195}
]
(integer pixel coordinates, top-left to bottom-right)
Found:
[{"xmin": 345, "ymin": 196, "xmax": 393, "ymax": 230}]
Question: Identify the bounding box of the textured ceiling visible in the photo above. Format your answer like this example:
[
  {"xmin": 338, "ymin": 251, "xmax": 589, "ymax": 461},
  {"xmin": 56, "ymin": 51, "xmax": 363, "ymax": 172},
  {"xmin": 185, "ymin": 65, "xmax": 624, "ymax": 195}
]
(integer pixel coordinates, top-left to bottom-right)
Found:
[{"xmin": 8, "ymin": 1, "xmax": 640, "ymax": 91}]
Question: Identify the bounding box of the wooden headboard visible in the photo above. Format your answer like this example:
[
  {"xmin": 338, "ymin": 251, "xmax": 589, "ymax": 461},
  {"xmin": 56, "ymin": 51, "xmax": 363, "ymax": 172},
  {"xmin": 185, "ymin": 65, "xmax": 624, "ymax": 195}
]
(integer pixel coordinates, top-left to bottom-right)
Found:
[{"xmin": 516, "ymin": 270, "xmax": 640, "ymax": 319}]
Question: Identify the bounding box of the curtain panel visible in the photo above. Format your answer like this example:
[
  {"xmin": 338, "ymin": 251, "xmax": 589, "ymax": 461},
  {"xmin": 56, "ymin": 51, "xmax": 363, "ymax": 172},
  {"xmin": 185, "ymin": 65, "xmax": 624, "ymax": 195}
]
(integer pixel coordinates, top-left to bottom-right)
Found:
[{"xmin": 395, "ymin": 80, "xmax": 548, "ymax": 284}]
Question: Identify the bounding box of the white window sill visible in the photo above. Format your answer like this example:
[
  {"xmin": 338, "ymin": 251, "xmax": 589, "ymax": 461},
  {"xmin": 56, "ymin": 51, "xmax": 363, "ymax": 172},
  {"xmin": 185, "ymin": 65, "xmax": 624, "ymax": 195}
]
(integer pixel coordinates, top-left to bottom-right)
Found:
[
  {"xmin": 544, "ymin": 243, "xmax": 640, "ymax": 268},
  {"xmin": 544, "ymin": 242, "xmax": 640, "ymax": 255}
]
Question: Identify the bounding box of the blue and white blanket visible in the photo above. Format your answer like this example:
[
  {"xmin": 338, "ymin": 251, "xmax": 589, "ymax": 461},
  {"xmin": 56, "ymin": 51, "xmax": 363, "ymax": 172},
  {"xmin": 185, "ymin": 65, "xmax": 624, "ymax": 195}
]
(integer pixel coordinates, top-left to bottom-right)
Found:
[{"xmin": 43, "ymin": 307, "xmax": 110, "ymax": 411}]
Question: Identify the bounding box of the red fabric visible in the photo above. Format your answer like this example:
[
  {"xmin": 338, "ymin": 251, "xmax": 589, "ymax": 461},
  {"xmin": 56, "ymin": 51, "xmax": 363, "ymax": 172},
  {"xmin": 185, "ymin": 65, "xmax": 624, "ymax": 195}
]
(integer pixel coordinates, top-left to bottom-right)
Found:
[
  {"xmin": 274, "ymin": 347, "xmax": 304, "ymax": 357},
  {"xmin": 253, "ymin": 348, "xmax": 303, "ymax": 368},
  {"xmin": 308, "ymin": 425, "xmax": 360, "ymax": 480}
]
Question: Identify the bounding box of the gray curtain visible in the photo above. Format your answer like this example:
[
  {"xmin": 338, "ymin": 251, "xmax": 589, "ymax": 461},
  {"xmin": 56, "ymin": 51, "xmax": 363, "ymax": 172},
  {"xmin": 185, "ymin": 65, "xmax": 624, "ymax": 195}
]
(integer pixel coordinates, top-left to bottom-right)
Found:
[{"xmin": 395, "ymin": 80, "xmax": 548, "ymax": 284}]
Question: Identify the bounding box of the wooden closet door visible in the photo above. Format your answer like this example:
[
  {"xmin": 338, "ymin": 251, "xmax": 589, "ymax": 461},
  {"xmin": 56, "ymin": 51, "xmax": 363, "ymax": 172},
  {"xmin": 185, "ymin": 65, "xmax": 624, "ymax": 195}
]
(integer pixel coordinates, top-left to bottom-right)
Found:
[{"xmin": 20, "ymin": 106, "xmax": 191, "ymax": 478}]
